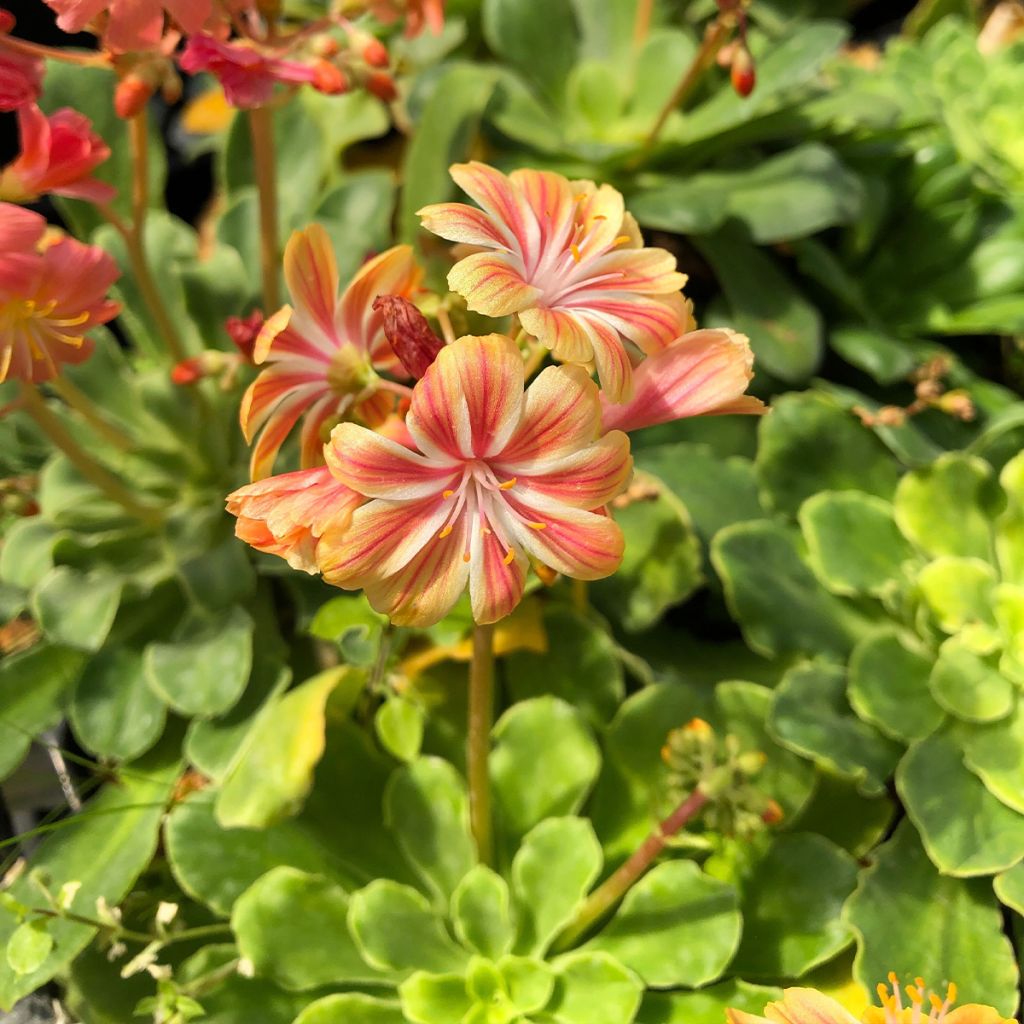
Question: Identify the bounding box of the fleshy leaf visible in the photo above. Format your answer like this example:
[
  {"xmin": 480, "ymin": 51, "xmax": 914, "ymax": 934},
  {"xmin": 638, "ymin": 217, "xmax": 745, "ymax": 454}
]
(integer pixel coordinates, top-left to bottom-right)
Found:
[
  {"xmin": 929, "ymin": 636, "xmax": 1014, "ymax": 724},
  {"xmin": 960, "ymin": 700, "xmax": 1024, "ymax": 815},
  {"xmin": 917, "ymin": 556, "xmax": 998, "ymax": 634},
  {"xmin": 292, "ymin": 994, "xmax": 408, "ymax": 1024},
  {"xmin": 399, "ymin": 971, "xmax": 473, "ymax": 1024},
  {"xmin": 31, "ymin": 566, "xmax": 122, "ymax": 652},
  {"xmin": 635, "ymin": 980, "xmax": 784, "ymax": 1024},
  {"xmin": 996, "ymin": 452, "xmax": 1024, "ymax": 585},
  {"xmin": 584, "ymin": 860, "xmax": 741, "ymax": 988},
  {"xmin": 376, "ymin": 696, "xmax": 426, "ymax": 763},
  {"xmin": 898, "ymin": 729, "xmax": 1024, "ymax": 876},
  {"xmin": 231, "ymin": 867, "xmax": 378, "ymax": 989},
  {"xmin": 731, "ymin": 833, "xmax": 858, "ymax": 977},
  {"xmin": 512, "ymin": 817, "xmax": 603, "ymax": 957},
  {"xmin": 546, "ymin": 951, "xmax": 643, "ymax": 1024},
  {"xmin": 451, "ymin": 866, "xmax": 515, "ymax": 959},
  {"xmin": 844, "ymin": 821, "xmax": 1018, "ymax": 1015}
]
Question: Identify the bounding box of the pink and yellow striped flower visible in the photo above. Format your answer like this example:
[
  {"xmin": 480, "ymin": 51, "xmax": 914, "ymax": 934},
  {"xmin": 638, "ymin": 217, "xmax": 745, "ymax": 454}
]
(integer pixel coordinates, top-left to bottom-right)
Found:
[
  {"xmin": 418, "ymin": 162, "xmax": 690, "ymax": 403},
  {"xmin": 240, "ymin": 224, "xmax": 422, "ymax": 480},
  {"xmin": 314, "ymin": 333, "xmax": 631, "ymax": 627}
]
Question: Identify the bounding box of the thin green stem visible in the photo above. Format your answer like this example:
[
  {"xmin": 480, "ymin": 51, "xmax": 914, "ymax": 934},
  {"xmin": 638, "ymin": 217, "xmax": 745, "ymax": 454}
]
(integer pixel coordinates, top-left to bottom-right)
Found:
[
  {"xmin": 571, "ymin": 578, "xmax": 589, "ymax": 615},
  {"xmin": 18, "ymin": 383, "xmax": 163, "ymax": 527},
  {"xmin": 552, "ymin": 788, "xmax": 709, "ymax": 951},
  {"xmin": 48, "ymin": 376, "xmax": 132, "ymax": 451},
  {"xmin": 468, "ymin": 621, "xmax": 496, "ymax": 866},
  {"xmin": 249, "ymin": 105, "xmax": 281, "ymax": 311},
  {"xmin": 29, "ymin": 907, "xmax": 232, "ymax": 947}
]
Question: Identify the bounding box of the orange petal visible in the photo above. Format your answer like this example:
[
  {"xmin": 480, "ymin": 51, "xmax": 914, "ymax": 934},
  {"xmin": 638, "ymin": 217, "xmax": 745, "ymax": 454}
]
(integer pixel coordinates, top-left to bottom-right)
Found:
[
  {"xmin": 416, "ymin": 201, "xmax": 517, "ymax": 250},
  {"xmin": 583, "ymin": 292, "xmax": 694, "ymax": 355},
  {"xmin": 587, "ymin": 246, "xmax": 687, "ymax": 294},
  {"xmin": 944, "ymin": 1007, "xmax": 1017, "ymax": 1024},
  {"xmin": 763, "ymin": 989, "xmax": 860, "ymax": 1024},
  {"xmin": 508, "ymin": 168, "xmax": 577, "ymax": 255},
  {"xmin": 447, "ymin": 251, "xmax": 541, "ymax": 318},
  {"xmin": 511, "ymin": 431, "xmax": 632, "ymax": 509},
  {"xmin": 282, "ymin": 224, "xmax": 340, "ymax": 344},
  {"xmin": 449, "ymin": 161, "xmax": 540, "ymax": 257},
  {"xmin": 583, "ymin": 313, "xmax": 635, "ymax": 403},
  {"xmin": 469, "ymin": 519, "xmax": 527, "ymax": 624},
  {"xmin": 518, "ymin": 306, "xmax": 593, "ymax": 364}
]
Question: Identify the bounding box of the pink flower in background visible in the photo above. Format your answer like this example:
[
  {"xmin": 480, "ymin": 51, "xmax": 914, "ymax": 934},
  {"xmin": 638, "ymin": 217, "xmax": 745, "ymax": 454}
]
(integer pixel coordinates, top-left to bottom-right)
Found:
[
  {"xmin": 314, "ymin": 334, "xmax": 631, "ymax": 626},
  {"xmin": 600, "ymin": 328, "xmax": 766, "ymax": 433},
  {"xmin": 179, "ymin": 34, "xmax": 317, "ymax": 108},
  {"xmin": 0, "ymin": 47, "xmax": 44, "ymax": 111},
  {"xmin": 0, "ymin": 204, "xmax": 119, "ymax": 384},
  {"xmin": 43, "ymin": 0, "xmax": 211, "ymax": 53},
  {"xmin": 418, "ymin": 162, "xmax": 691, "ymax": 402},
  {"xmin": 241, "ymin": 225, "xmax": 422, "ymax": 480},
  {"xmin": 227, "ymin": 466, "xmax": 360, "ymax": 573},
  {"xmin": 0, "ymin": 104, "xmax": 115, "ymax": 204}
]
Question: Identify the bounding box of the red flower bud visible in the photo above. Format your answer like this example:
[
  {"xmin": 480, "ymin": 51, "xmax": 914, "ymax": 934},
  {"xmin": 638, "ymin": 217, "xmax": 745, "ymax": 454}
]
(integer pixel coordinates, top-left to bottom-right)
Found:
[
  {"xmin": 365, "ymin": 70, "xmax": 397, "ymax": 102},
  {"xmin": 171, "ymin": 356, "xmax": 206, "ymax": 386},
  {"xmin": 225, "ymin": 310, "xmax": 264, "ymax": 362},
  {"xmin": 115, "ymin": 75, "xmax": 154, "ymax": 119},
  {"xmin": 363, "ymin": 36, "xmax": 389, "ymax": 67},
  {"xmin": 373, "ymin": 295, "xmax": 443, "ymax": 379},
  {"xmin": 730, "ymin": 44, "xmax": 755, "ymax": 97},
  {"xmin": 312, "ymin": 59, "xmax": 348, "ymax": 95},
  {"xmin": 0, "ymin": 9, "xmax": 15, "ymax": 33}
]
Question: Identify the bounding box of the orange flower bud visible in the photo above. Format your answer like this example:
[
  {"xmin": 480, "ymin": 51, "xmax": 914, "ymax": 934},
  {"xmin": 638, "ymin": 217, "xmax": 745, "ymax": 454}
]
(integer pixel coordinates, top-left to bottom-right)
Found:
[
  {"xmin": 730, "ymin": 44, "xmax": 756, "ymax": 97},
  {"xmin": 761, "ymin": 799, "xmax": 784, "ymax": 825},
  {"xmin": 115, "ymin": 75, "xmax": 154, "ymax": 119},
  {"xmin": 312, "ymin": 59, "xmax": 348, "ymax": 95},
  {"xmin": 171, "ymin": 356, "xmax": 206, "ymax": 386},
  {"xmin": 363, "ymin": 36, "xmax": 389, "ymax": 67},
  {"xmin": 365, "ymin": 69, "xmax": 397, "ymax": 101}
]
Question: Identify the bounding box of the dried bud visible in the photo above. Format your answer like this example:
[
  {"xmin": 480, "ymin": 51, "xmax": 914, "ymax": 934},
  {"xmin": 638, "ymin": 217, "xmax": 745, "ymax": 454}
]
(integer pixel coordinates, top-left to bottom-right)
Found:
[
  {"xmin": 730, "ymin": 44, "xmax": 755, "ymax": 98},
  {"xmin": 875, "ymin": 405, "xmax": 908, "ymax": 427},
  {"xmin": 915, "ymin": 378, "xmax": 943, "ymax": 401},
  {"xmin": 365, "ymin": 70, "xmax": 398, "ymax": 102},
  {"xmin": 373, "ymin": 294, "xmax": 443, "ymax": 378},
  {"xmin": 115, "ymin": 74, "xmax": 154, "ymax": 119},
  {"xmin": 312, "ymin": 59, "xmax": 348, "ymax": 95},
  {"xmin": 225, "ymin": 310, "xmax": 264, "ymax": 362},
  {"xmin": 937, "ymin": 389, "xmax": 976, "ymax": 421},
  {"xmin": 0, "ymin": 8, "xmax": 15, "ymax": 32}
]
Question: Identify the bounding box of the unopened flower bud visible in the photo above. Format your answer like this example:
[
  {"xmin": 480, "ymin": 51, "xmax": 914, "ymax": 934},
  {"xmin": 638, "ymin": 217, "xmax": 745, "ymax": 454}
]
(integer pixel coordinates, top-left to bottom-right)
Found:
[
  {"xmin": 365, "ymin": 70, "xmax": 398, "ymax": 102},
  {"xmin": 731, "ymin": 44, "xmax": 755, "ymax": 97},
  {"xmin": 225, "ymin": 310, "xmax": 263, "ymax": 362},
  {"xmin": 915, "ymin": 378, "xmax": 943, "ymax": 401},
  {"xmin": 115, "ymin": 74, "xmax": 154, "ymax": 119},
  {"xmin": 312, "ymin": 33, "xmax": 340, "ymax": 58},
  {"xmin": 937, "ymin": 389, "xmax": 975, "ymax": 421},
  {"xmin": 374, "ymin": 294, "xmax": 444, "ymax": 378},
  {"xmin": 761, "ymin": 798, "xmax": 784, "ymax": 825},
  {"xmin": 685, "ymin": 717, "xmax": 712, "ymax": 736},
  {"xmin": 875, "ymin": 405, "xmax": 908, "ymax": 427},
  {"xmin": 362, "ymin": 36, "xmax": 389, "ymax": 67},
  {"xmin": 312, "ymin": 59, "xmax": 348, "ymax": 95},
  {"xmin": 0, "ymin": 8, "xmax": 15, "ymax": 33},
  {"xmin": 171, "ymin": 351, "xmax": 229, "ymax": 385}
]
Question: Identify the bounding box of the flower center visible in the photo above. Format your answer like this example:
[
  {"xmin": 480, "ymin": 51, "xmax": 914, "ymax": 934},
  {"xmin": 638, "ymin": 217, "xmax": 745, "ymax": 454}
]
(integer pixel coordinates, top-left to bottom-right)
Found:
[
  {"xmin": 874, "ymin": 973, "xmax": 958, "ymax": 1024},
  {"xmin": 325, "ymin": 341, "xmax": 376, "ymax": 398},
  {"xmin": 0, "ymin": 297, "xmax": 89, "ymax": 358}
]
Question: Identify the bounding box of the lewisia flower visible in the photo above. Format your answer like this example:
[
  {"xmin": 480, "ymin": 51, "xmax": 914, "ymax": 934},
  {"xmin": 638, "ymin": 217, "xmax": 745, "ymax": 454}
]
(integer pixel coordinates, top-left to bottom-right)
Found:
[
  {"xmin": 43, "ymin": 0, "xmax": 211, "ymax": 53},
  {"xmin": 728, "ymin": 977, "xmax": 1015, "ymax": 1024},
  {"xmin": 0, "ymin": 104, "xmax": 114, "ymax": 205},
  {"xmin": 0, "ymin": 47, "xmax": 43, "ymax": 111},
  {"xmin": 0, "ymin": 204, "xmax": 119, "ymax": 384},
  {"xmin": 418, "ymin": 162, "xmax": 691, "ymax": 402},
  {"xmin": 241, "ymin": 225, "xmax": 421, "ymax": 479},
  {"xmin": 179, "ymin": 34, "xmax": 319, "ymax": 108},
  {"xmin": 313, "ymin": 334, "xmax": 631, "ymax": 626}
]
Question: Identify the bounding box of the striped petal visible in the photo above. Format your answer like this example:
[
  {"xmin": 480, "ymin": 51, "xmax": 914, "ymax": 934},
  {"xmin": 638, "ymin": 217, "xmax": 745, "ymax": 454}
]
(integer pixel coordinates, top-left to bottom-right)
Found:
[
  {"xmin": 760, "ymin": 991, "xmax": 859, "ymax": 1024},
  {"xmin": 253, "ymin": 307, "xmax": 334, "ymax": 365},
  {"xmin": 248, "ymin": 386, "xmax": 322, "ymax": 480},
  {"xmin": 584, "ymin": 292, "xmax": 694, "ymax": 354},
  {"xmin": 600, "ymin": 328, "xmax": 766, "ymax": 433},
  {"xmin": 498, "ymin": 364, "xmax": 601, "ymax": 465},
  {"xmin": 584, "ymin": 247, "xmax": 687, "ymax": 295},
  {"xmin": 583, "ymin": 313, "xmax": 634, "ymax": 403},
  {"xmin": 325, "ymin": 421, "xmax": 459, "ymax": 499},
  {"xmin": 470, "ymin": 512, "xmax": 527, "ymax": 624},
  {"xmin": 226, "ymin": 465, "xmax": 359, "ymax": 573},
  {"xmin": 240, "ymin": 367, "xmax": 326, "ymax": 442},
  {"xmin": 416, "ymin": 201, "xmax": 515, "ymax": 251},
  {"xmin": 318, "ymin": 493, "xmax": 452, "ymax": 583},
  {"xmin": 510, "ymin": 431, "xmax": 632, "ymax": 509},
  {"xmin": 449, "ymin": 161, "xmax": 540, "ymax": 259},
  {"xmin": 407, "ymin": 334, "xmax": 525, "ymax": 461},
  {"xmin": 282, "ymin": 224, "xmax": 340, "ymax": 343},
  {"xmin": 499, "ymin": 494, "xmax": 624, "ymax": 580},
  {"xmin": 518, "ymin": 306, "xmax": 593, "ymax": 364},
  {"xmin": 337, "ymin": 245, "xmax": 422, "ymax": 359},
  {"xmin": 572, "ymin": 180, "xmax": 626, "ymax": 261},
  {"xmin": 447, "ymin": 251, "xmax": 540, "ymax": 318},
  {"xmin": 508, "ymin": 168, "xmax": 577, "ymax": 262},
  {"xmin": 298, "ymin": 393, "xmax": 338, "ymax": 469},
  {"xmin": 360, "ymin": 511, "xmax": 471, "ymax": 627}
]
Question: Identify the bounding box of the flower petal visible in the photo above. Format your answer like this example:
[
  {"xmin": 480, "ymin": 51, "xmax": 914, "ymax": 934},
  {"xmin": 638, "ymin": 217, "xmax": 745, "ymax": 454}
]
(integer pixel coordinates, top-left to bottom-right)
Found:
[
  {"xmin": 518, "ymin": 306, "xmax": 593, "ymax": 364},
  {"xmin": 499, "ymin": 364, "xmax": 601, "ymax": 465},
  {"xmin": 572, "ymin": 180, "xmax": 626, "ymax": 261},
  {"xmin": 600, "ymin": 328, "xmax": 766, "ymax": 433},
  {"xmin": 584, "ymin": 292, "xmax": 694, "ymax": 354},
  {"xmin": 449, "ymin": 161, "xmax": 540, "ymax": 258},
  {"xmin": 248, "ymin": 385, "xmax": 322, "ymax": 480},
  {"xmin": 944, "ymin": 1007, "xmax": 1016, "ymax": 1024},
  {"xmin": 318, "ymin": 493, "xmax": 452, "ymax": 583},
  {"xmin": 325, "ymin": 421, "xmax": 458, "ymax": 499},
  {"xmin": 226, "ymin": 465, "xmax": 359, "ymax": 572},
  {"xmin": 470, "ymin": 514, "xmax": 527, "ymax": 624},
  {"xmin": 240, "ymin": 367, "xmax": 326, "ymax": 442},
  {"xmin": 583, "ymin": 313, "xmax": 634, "ymax": 403},
  {"xmin": 583, "ymin": 246, "xmax": 687, "ymax": 295},
  {"xmin": 510, "ymin": 431, "xmax": 632, "ymax": 509},
  {"xmin": 761, "ymin": 990, "xmax": 859, "ymax": 1024},
  {"xmin": 508, "ymin": 168, "xmax": 576, "ymax": 262},
  {"xmin": 499, "ymin": 495, "xmax": 624, "ymax": 580},
  {"xmin": 282, "ymin": 224, "xmax": 340, "ymax": 344},
  {"xmin": 407, "ymin": 334, "xmax": 525, "ymax": 461},
  {"xmin": 416, "ymin": 201, "xmax": 515, "ymax": 251},
  {"xmin": 448, "ymin": 251, "xmax": 541, "ymax": 318}
]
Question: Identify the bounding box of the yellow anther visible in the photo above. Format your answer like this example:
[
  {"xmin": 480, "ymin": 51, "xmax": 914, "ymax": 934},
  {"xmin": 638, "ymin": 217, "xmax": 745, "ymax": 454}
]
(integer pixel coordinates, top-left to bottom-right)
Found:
[
  {"xmin": 481, "ymin": 526, "xmax": 492, "ymax": 536},
  {"xmin": 573, "ymin": 193, "xmax": 587, "ymax": 203},
  {"xmin": 463, "ymin": 551, "xmax": 471, "ymax": 562},
  {"xmin": 930, "ymin": 995, "xmax": 943, "ymax": 1012},
  {"xmin": 889, "ymin": 972, "xmax": 900, "ymax": 986},
  {"xmin": 569, "ymin": 243, "xmax": 581, "ymax": 263},
  {"xmin": 947, "ymin": 984, "xmax": 957, "ymax": 1004},
  {"xmin": 527, "ymin": 521, "xmax": 546, "ymax": 530},
  {"xmin": 503, "ymin": 547, "xmax": 515, "ymax": 565},
  {"xmin": 443, "ymin": 489, "xmax": 455, "ymax": 499},
  {"xmin": 438, "ymin": 525, "xmax": 453, "ymax": 539},
  {"xmin": 877, "ymin": 985, "xmax": 890, "ymax": 1006},
  {"xmin": 499, "ymin": 477, "xmax": 517, "ymax": 490},
  {"xmin": 611, "ymin": 234, "xmax": 631, "ymax": 247},
  {"xmin": 592, "ymin": 213, "xmax": 607, "ymax": 220},
  {"xmin": 908, "ymin": 988, "xmax": 923, "ymax": 1005},
  {"xmin": 915, "ymin": 979, "xmax": 926, "ymax": 991}
]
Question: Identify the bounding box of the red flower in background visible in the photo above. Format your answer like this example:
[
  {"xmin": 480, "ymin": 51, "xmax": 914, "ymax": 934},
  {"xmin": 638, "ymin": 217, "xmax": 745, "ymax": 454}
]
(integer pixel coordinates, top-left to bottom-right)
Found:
[
  {"xmin": 0, "ymin": 47, "xmax": 44, "ymax": 112},
  {"xmin": 43, "ymin": 0, "xmax": 212, "ymax": 53}
]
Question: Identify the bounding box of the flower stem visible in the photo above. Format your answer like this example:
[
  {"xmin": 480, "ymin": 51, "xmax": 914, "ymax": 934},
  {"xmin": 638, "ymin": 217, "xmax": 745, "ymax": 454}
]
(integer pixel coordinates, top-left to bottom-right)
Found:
[
  {"xmin": 18, "ymin": 383, "xmax": 163, "ymax": 527},
  {"xmin": 551, "ymin": 787, "xmax": 709, "ymax": 951},
  {"xmin": 571, "ymin": 578, "xmax": 589, "ymax": 614},
  {"xmin": 249, "ymin": 105, "xmax": 281, "ymax": 312},
  {"xmin": 640, "ymin": 15, "xmax": 733, "ymax": 153},
  {"xmin": 48, "ymin": 377, "xmax": 132, "ymax": 451},
  {"xmin": 468, "ymin": 621, "xmax": 496, "ymax": 866},
  {"xmin": 633, "ymin": 0, "xmax": 655, "ymax": 50},
  {"xmin": 0, "ymin": 34, "xmax": 110, "ymax": 67}
]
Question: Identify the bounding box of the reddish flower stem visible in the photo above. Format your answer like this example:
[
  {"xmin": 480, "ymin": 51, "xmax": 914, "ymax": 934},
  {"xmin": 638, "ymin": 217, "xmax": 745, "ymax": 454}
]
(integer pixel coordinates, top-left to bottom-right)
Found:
[
  {"xmin": 468, "ymin": 621, "xmax": 496, "ymax": 866},
  {"xmin": 0, "ymin": 34, "xmax": 110, "ymax": 68},
  {"xmin": 248, "ymin": 105, "xmax": 281, "ymax": 312},
  {"xmin": 552, "ymin": 787, "xmax": 710, "ymax": 951}
]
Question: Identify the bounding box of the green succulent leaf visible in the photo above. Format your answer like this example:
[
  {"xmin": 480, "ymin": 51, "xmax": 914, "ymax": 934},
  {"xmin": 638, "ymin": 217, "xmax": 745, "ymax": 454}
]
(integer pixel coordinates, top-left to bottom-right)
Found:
[
  {"xmin": 844, "ymin": 821, "xmax": 1019, "ymax": 1014},
  {"xmin": 898, "ymin": 728, "xmax": 1024, "ymax": 876},
  {"xmin": 31, "ymin": 566, "xmax": 122, "ymax": 652},
  {"xmin": 929, "ymin": 636, "xmax": 1014, "ymax": 724},
  {"xmin": 292, "ymin": 995, "xmax": 408, "ymax": 1024},
  {"xmin": 994, "ymin": 861, "xmax": 1024, "ymax": 915},
  {"xmin": 5, "ymin": 922, "xmax": 54, "ymax": 977},
  {"xmin": 399, "ymin": 970, "xmax": 472, "ymax": 1024},
  {"xmin": 546, "ymin": 951, "xmax": 643, "ymax": 1024},
  {"xmin": 635, "ymin": 980, "xmax": 784, "ymax": 1024},
  {"xmin": 731, "ymin": 833, "xmax": 858, "ymax": 977},
  {"xmin": 0, "ymin": 519, "xmax": 58, "ymax": 590},
  {"xmin": 583, "ymin": 860, "xmax": 741, "ymax": 988},
  {"xmin": 348, "ymin": 881, "xmax": 470, "ymax": 977},
  {"xmin": 917, "ymin": 556, "xmax": 998, "ymax": 634},
  {"xmin": 491, "ymin": 697, "xmax": 601, "ymax": 849},
  {"xmin": 309, "ymin": 595, "xmax": 388, "ymax": 668},
  {"xmin": 500, "ymin": 955, "xmax": 555, "ymax": 1013},
  {"xmin": 376, "ymin": 697, "xmax": 426, "ymax": 763},
  {"xmin": 512, "ymin": 817, "xmax": 603, "ymax": 957},
  {"xmin": 385, "ymin": 756, "xmax": 476, "ymax": 903},
  {"xmin": 452, "ymin": 866, "xmax": 515, "ymax": 960},
  {"xmin": 848, "ymin": 632, "xmax": 945, "ymax": 744},
  {"xmin": 788, "ymin": 775, "xmax": 895, "ymax": 858},
  {"xmin": 996, "ymin": 452, "xmax": 1024, "ymax": 585},
  {"xmin": 770, "ymin": 662, "xmax": 902, "ymax": 796},
  {"xmin": 799, "ymin": 491, "xmax": 913, "ymax": 597},
  {"xmin": 231, "ymin": 867, "xmax": 377, "ymax": 990},
  {"xmin": 959, "ymin": 700, "xmax": 1024, "ymax": 815}
]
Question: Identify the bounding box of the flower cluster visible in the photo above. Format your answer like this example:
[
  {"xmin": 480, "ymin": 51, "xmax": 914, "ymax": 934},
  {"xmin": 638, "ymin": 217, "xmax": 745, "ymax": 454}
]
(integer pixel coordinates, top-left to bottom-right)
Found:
[{"xmin": 227, "ymin": 163, "xmax": 764, "ymax": 626}]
